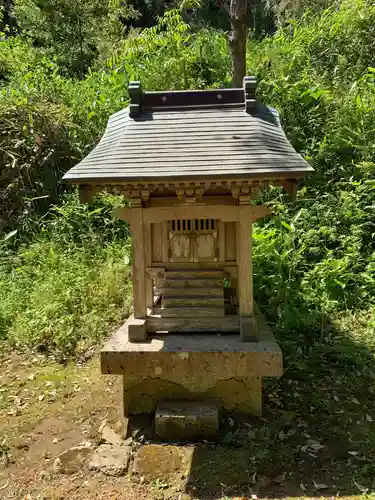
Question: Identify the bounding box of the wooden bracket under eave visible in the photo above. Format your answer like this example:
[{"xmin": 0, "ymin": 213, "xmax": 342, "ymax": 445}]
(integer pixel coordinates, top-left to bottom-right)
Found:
[
  {"xmin": 78, "ymin": 185, "xmax": 100, "ymax": 203},
  {"xmin": 281, "ymin": 180, "xmax": 298, "ymax": 200}
]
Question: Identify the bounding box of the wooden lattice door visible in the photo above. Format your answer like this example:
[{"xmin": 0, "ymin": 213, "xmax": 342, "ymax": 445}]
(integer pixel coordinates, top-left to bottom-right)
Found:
[{"xmin": 168, "ymin": 219, "xmax": 219, "ymax": 263}]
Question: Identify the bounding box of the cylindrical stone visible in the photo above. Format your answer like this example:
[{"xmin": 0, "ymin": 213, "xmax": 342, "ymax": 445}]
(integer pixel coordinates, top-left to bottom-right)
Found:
[{"xmin": 155, "ymin": 401, "xmax": 219, "ymax": 440}]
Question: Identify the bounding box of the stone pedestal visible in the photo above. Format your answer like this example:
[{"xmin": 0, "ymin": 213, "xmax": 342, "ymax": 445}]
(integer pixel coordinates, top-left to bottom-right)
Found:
[{"xmin": 101, "ymin": 308, "xmax": 282, "ymax": 416}]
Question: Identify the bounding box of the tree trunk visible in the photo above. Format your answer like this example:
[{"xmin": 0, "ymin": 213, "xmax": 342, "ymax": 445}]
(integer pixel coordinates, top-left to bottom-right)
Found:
[{"xmin": 229, "ymin": 0, "xmax": 248, "ymax": 88}]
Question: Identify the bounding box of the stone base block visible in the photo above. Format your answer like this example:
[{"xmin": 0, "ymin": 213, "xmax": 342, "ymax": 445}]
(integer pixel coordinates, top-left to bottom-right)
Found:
[
  {"xmin": 128, "ymin": 317, "xmax": 147, "ymax": 342},
  {"xmin": 240, "ymin": 315, "xmax": 258, "ymax": 342},
  {"xmin": 155, "ymin": 401, "xmax": 219, "ymax": 440},
  {"xmin": 123, "ymin": 376, "xmax": 262, "ymax": 416}
]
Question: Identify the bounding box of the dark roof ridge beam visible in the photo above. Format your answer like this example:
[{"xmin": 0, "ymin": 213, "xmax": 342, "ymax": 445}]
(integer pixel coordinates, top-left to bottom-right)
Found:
[{"xmin": 128, "ymin": 76, "xmax": 258, "ymax": 116}]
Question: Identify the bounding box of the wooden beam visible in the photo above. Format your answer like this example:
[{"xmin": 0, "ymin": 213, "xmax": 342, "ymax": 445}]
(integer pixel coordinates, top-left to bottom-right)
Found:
[
  {"xmin": 281, "ymin": 180, "xmax": 297, "ymax": 200},
  {"xmin": 148, "ymin": 196, "xmax": 238, "ymax": 207},
  {"xmin": 142, "ymin": 88, "xmax": 245, "ymax": 111},
  {"xmin": 161, "ymin": 221, "xmax": 169, "ymax": 262},
  {"xmin": 115, "ymin": 204, "xmax": 271, "ymax": 224},
  {"xmin": 252, "ymin": 205, "xmax": 272, "ymax": 221},
  {"xmin": 144, "ymin": 205, "xmax": 241, "ymax": 223},
  {"xmin": 225, "ymin": 222, "xmax": 237, "ymax": 262},
  {"xmin": 219, "ymin": 221, "xmax": 226, "ymax": 262},
  {"xmin": 151, "ymin": 223, "xmax": 163, "ymax": 262},
  {"xmin": 78, "ymin": 185, "xmax": 100, "ymax": 203},
  {"xmin": 113, "ymin": 207, "xmax": 134, "ymax": 223}
]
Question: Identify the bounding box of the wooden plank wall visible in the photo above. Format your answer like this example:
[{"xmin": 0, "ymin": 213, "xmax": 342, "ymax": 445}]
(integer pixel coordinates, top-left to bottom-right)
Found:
[
  {"xmin": 225, "ymin": 222, "xmax": 237, "ymax": 262},
  {"xmin": 151, "ymin": 223, "xmax": 163, "ymax": 263}
]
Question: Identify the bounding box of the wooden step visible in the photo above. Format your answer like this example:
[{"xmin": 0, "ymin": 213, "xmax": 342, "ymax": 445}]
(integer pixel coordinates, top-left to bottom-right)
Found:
[
  {"xmin": 165, "ymin": 270, "xmax": 224, "ymax": 279},
  {"xmin": 148, "ymin": 314, "xmax": 239, "ymax": 332},
  {"xmin": 164, "ymin": 278, "xmax": 224, "ymax": 288},
  {"xmin": 161, "ymin": 287, "xmax": 224, "ymax": 298},
  {"xmin": 160, "ymin": 307, "xmax": 225, "ymax": 318},
  {"xmin": 163, "ymin": 296, "xmax": 224, "ymax": 308}
]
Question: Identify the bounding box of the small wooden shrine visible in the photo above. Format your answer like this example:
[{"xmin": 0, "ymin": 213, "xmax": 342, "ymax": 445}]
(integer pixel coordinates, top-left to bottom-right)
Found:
[{"xmin": 63, "ymin": 78, "xmax": 313, "ymax": 416}]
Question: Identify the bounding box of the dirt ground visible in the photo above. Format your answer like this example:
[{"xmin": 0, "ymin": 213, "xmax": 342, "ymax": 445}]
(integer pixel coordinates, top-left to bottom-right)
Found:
[
  {"xmin": 0, "ymin": 352, "xmax": 370, "ymax": 500},
  {"xmin": 0, "ymin": 353, "xmax": 144, "ymax": 500}
]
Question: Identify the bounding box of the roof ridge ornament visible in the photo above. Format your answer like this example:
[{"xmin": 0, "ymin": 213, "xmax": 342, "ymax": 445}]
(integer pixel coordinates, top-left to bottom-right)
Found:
[
  {"xmin": 128, "ymin": 81, "xmax": 142, "ymax": 117},
  {"xmin": 243, "ymin": 75, "xmax": 257, "ymax": 113}
]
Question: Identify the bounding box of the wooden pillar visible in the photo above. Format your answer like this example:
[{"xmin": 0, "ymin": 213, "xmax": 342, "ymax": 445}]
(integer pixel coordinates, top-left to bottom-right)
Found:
[
  {"xmin": 237, "ymin": 205, "xmax": 257, "ymax": 341},
  {"xmin": 128, "ymin": 208, "xmax": 147, "ymax": 341},
  {"xmin": 218, "ymin": 221, "xmax": 226, "ymax": 262},
  {"xmin": 237, "ymin": 205, "xmax": 253, "ymax": 316},
  {"xmin": 130, "ymin": 208, "xmax": 146, "ymax": 319}
]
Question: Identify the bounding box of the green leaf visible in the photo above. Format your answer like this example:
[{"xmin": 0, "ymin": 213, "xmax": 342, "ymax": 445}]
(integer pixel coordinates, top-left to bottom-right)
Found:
[
  {"xmin": 88, "ymin": 207, "xmax": 104, "ymax": 215},
  {"xmin": 22, "ymin": 195, "xmax": 49, "ymax": 202},
  {"xmin": 334, "ymin": 279, "xmax": 346, "ymax": 289},
  {"xmin": 222, "ymin": 431, "xmax": 234, "ymax": 444},
  {"xmin": 281, "ymin": 221, "xmax": 294, "ymax": 232},
  {"xmin": 3, "ymin": 230, "xmax": 17, "ymax": 242},
  {"xmin": 293, "ymin": 209, "xmax": 303, "ymax": 223}
]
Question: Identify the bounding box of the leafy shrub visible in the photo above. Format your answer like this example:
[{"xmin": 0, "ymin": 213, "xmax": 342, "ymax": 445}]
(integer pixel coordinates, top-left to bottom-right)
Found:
[
  {"xmin": 249, "ymin": 0, "xmax": 375, "ymax": 333},
  {"xmin": 0, "ymin": 97, "xmax": 74, "ymax": 234},
  {"xmin": 0, "ymin": 35, "xmax": 36, "ymax": 83},
  {"xmin": 13, "ymin": 0, "xmax": 137, "ymax": 78}
]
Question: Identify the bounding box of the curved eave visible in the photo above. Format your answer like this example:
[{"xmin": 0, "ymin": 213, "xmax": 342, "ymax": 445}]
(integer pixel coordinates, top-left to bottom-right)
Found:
[{"xmin": 63, "ymin": 105, "xmax": 314, "ymax": 184}]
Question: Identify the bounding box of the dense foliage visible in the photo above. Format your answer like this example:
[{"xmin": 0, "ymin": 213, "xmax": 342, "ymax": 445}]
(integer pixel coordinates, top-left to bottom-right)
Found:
[
  {"xmin": 249, "ymin": 0, "xmax": 375, "ymax": 333},
  {"xmin": 0, "ymin": 0, "xmax": 374, "ymax": 357}
]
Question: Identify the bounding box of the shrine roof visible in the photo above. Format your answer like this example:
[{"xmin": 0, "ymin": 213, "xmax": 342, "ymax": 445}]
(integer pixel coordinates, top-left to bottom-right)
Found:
[{"xmin": 63, "ymin": 79, "xmax": 314, "ymax": 184}]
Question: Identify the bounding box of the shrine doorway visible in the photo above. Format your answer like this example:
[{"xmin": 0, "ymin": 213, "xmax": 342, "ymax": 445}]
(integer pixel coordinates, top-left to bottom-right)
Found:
[{"xmin": 167, "ymin": 219, "xmax": 219, "ymax": 263}]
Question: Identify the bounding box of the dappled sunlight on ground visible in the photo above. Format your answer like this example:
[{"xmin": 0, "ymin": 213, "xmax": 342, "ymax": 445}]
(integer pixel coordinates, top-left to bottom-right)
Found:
[{"xmin": 0, "ymin": 326, "xmax": 374, "ymax": 500}]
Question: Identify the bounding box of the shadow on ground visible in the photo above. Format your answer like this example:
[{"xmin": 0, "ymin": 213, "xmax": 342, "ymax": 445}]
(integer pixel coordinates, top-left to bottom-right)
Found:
[{"xmin": 182, "ymin": 320, "xmax": 375, "ymax": 499}]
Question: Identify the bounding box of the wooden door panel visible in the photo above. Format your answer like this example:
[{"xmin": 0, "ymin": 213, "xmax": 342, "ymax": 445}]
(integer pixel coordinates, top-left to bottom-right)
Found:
[{"xmin": 169, "ymin": 234, "xmax": 192, "ymax": 261}]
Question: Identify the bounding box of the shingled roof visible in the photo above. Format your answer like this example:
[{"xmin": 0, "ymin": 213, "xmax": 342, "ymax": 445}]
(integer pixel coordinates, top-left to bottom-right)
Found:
[{"xmin": 63, "ymin": 78, "xmax": 313, "ymax": 184}]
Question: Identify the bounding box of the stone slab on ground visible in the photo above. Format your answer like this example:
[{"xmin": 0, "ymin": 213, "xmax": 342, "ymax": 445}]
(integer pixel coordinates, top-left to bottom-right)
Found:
[
  {"xmin": 53, "ymin": 445, "xmax": 92, "ymax": 474},
  {"xmin": 155, "ymin": 401, "xmax": 219, "ymax": 440},
  {"xmin": 98, "ymin": 421, "xmax": 123, "ymax": 445},
  {"xmin": 88, "ymin": 444, "xmax": 131, "ymax": 476},
  {"xmin": 134, "ymin": 444, "xmax": 186, "ymax": 480}
]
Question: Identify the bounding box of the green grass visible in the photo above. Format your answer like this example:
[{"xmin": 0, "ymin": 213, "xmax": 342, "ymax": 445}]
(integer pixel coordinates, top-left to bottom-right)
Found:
[
  {"xmin": 0, "ymin": 193, "xmax": 132, "ymax": 358},
  {"xmin": 0, "ymin": 239, "xmax": 131, "ymax": 358}
]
